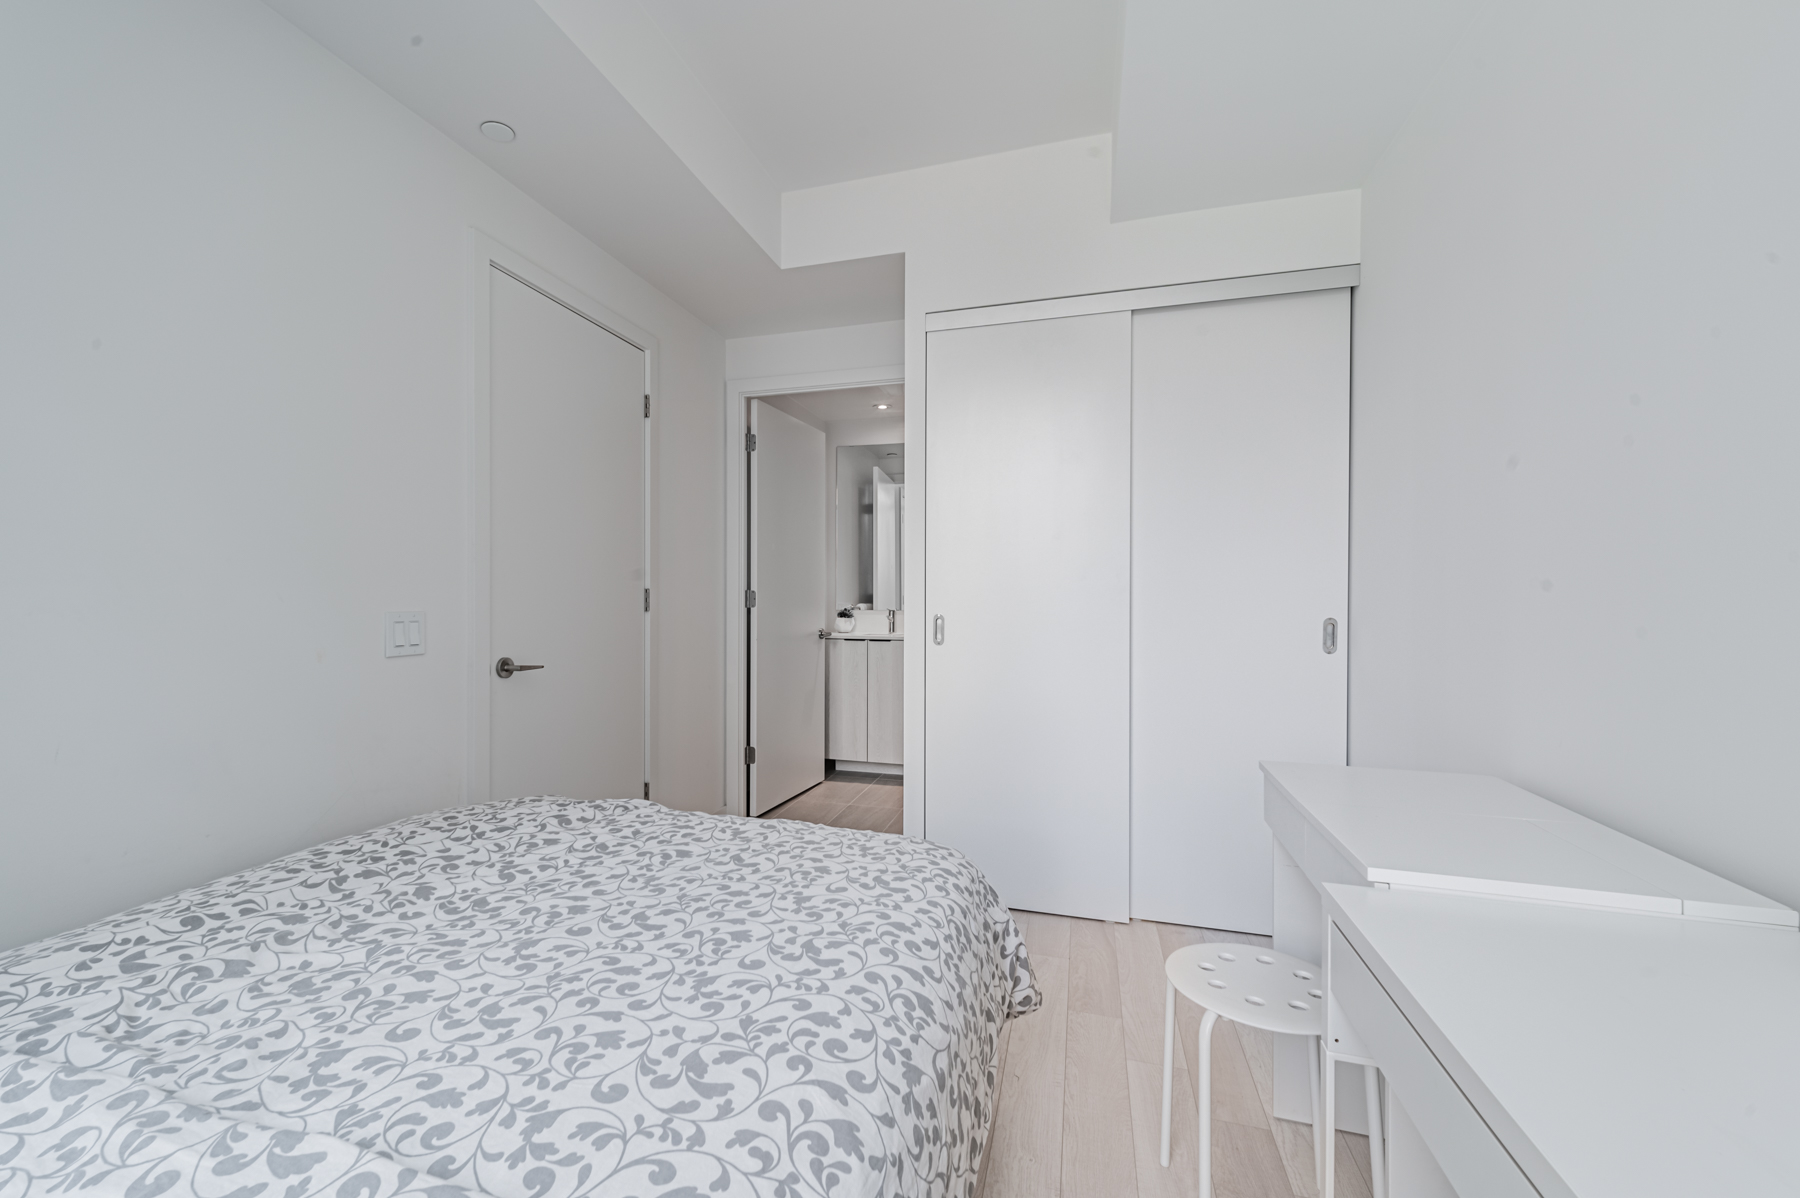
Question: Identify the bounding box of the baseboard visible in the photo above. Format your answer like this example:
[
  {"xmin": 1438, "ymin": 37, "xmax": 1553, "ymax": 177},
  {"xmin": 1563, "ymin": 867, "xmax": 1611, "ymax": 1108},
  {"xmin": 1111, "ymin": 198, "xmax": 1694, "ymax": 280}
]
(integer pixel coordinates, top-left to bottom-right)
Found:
[{"xmin": 829, "ymin": 759, "xmax": 903, "ymax": 776}]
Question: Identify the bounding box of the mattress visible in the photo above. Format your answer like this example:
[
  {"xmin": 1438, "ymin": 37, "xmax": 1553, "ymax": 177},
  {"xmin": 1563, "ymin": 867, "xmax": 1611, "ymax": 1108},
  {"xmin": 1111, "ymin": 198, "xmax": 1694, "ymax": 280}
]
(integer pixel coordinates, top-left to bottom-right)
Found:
[{"xmin": 0, "ymin": 797, "xmax": 1037, "ymax": 1197}]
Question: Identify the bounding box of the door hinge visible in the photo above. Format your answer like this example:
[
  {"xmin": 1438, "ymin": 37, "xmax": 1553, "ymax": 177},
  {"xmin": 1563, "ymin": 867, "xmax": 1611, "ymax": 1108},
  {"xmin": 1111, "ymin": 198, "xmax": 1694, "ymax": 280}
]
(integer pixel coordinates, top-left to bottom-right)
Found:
[
  {"xmin": 643, "ymin": 781, "xmax": 649, "ymax": 799},
  {"xmin": 745, "ymin": 431, "xmax": 757, "ymax": 452},
  {"xmin": 644, "ymin": 587, "xmax": 651, "ymax": 612},
  {"xmin": 744, "ymin": 746, "xmax": 756, "ymax": 765},
  {"xmin": 644, "ymin": 394, "xmax": 650, "ymax": 418},
  {"xmin": 744, "ymin": 589, "xmax": 756, "ymax": 609}
]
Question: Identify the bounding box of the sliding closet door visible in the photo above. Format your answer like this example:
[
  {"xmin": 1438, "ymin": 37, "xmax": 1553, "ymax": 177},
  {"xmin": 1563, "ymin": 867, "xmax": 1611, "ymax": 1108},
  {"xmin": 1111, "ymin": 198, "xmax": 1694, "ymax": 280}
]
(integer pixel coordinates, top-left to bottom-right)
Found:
[
  {"xmin": 925, "ymin": 313, "xmax": 1131, "ymax": 921},
  {"xmin": 1131, "ymin": 289, "xmax": 1350, "ymax": 932}
]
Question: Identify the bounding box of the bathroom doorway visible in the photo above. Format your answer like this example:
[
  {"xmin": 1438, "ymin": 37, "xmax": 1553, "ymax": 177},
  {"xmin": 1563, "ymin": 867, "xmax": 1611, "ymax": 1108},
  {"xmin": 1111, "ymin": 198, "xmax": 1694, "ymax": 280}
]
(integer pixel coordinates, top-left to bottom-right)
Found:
[{"xmin": 724, "ymin": 379, "xmax": 905, "ymax": 818}]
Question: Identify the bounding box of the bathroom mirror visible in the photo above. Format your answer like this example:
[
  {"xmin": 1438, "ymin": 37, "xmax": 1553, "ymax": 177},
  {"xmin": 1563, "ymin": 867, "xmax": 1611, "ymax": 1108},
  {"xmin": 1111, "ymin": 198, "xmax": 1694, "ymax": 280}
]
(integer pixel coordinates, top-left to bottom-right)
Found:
[{"xmin": 835, "ymin": 443, "xmax": 904, "ymax": 610}]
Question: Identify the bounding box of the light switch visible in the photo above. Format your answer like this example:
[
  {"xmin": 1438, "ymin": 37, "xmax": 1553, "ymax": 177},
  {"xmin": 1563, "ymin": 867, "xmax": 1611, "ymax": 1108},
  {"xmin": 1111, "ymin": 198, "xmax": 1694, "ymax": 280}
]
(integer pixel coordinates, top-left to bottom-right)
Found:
[{"xmin": 384, "ymin": 611, "xmax": 426, "ymax": 657}]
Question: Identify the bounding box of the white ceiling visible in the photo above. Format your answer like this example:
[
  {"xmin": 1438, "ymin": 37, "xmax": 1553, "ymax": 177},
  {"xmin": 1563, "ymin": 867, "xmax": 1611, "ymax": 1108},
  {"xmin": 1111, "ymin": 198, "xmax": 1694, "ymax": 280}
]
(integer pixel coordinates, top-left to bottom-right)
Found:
[
  {"xmin": 265, "ymin": 0, "xmax": 900, "ymax": 338},
  {"xmin": 841, "ymin": 442, "xmax": 907, "ymax": 480},
  {"xmin": 1110, "ymin": 0, "xmax": 1479, "ymax": 220},
  {"xmin": 638, "ymin": 0, "xmax": 1126, "ymax": 191},
  {"xmin": 768, "ymin": 385, "xmax": 905, "ymax": 427},
  {"xmin": 266, "ymin": 0, "xmax": 1475, "ymax": 337}
]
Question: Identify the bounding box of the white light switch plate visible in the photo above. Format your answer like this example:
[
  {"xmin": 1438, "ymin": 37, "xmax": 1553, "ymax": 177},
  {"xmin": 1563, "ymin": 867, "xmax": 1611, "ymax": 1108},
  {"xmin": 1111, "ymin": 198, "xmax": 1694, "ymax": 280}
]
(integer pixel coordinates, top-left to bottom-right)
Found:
[{"xmin": 384, "ymin": 610, "xmax": 425, "ymax": 657}]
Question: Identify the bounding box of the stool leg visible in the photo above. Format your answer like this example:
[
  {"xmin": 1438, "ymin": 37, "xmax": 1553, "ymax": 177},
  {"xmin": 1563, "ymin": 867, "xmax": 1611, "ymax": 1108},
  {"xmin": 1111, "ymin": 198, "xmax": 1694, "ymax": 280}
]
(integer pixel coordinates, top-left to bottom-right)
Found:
[
  {"xmin": 1197, "ymin": 1009, "xmax": 1220, "ymax": 1198},
  {"xmin": 1309, "ymin": 1037, "xmax": 1324, "ymax": 1195},
  {"xmin": 1160, "ymin": 978, "xmax": 1175, "ymax": 1167},
  {"xmin": 1364, "ymin": 1065, "xmax": 1386, "ymax": 1198}
]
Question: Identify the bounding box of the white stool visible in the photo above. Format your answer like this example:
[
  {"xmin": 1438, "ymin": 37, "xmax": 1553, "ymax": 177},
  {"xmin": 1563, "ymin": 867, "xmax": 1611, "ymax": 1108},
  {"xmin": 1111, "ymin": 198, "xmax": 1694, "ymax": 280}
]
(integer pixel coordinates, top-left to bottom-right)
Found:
[{"xmin": 1161, "ymin": 943, "xmax": 1326, "ymax": 1198}]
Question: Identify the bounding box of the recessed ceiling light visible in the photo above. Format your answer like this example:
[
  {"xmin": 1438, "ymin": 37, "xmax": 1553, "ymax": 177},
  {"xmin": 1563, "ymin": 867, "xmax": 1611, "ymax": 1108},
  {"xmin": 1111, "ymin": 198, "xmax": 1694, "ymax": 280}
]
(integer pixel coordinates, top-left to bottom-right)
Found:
[
  {"xmin": 875, "ymin": 403, "xmax": 890, "ymax": 409},
  {"xmin": 480, "ymin": 121, "xmax": 516, "ymax": 143}
]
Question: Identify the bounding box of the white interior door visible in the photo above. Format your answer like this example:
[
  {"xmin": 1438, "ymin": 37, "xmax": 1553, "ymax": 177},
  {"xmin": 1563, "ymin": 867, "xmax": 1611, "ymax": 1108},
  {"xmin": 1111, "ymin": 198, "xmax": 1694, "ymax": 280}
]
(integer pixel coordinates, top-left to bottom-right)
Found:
[
  {"xmin": 749, "ymin": 400, "xmax": 826, "ymax": 815},
  {"xmin": 1130, "ymin": 289, "xmax": 1350, "ymax": 931},
  {"xmin": 925, "ymin": 313, "xmax": 1132, "ymax": 921},
  {"xmin": 490, "ymin": 267, "xmax": 645, "ymax": 800}
]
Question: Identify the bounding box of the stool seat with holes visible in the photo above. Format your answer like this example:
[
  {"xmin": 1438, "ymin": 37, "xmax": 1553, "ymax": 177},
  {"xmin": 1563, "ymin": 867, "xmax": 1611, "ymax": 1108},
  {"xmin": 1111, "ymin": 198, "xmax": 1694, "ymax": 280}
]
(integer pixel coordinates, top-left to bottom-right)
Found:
[{"xmin": 1162, "ymin": 943, "xmax": 1327, "ymax": 1198}]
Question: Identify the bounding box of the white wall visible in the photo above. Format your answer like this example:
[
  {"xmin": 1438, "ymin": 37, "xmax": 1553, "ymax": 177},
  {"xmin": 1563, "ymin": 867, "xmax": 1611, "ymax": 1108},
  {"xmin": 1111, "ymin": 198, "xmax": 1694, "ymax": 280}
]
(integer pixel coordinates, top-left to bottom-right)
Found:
[
  {"xmin": 783, "ymin": 138, "xmax": 1362, "ymax": 836},
  {"xmin": 1351, "ymin": 1, "xmax": 1800, "ymax": 908},
  {"xmin": 725, "ymin": 320, "xmax": 904, "ymax": 381},
  {"xmin": 0, "ymin": 1, "xmax": 725, "ymax": 950},
  {"xmin": 784, "ymin": 137, "xmax": 1360, "ymax": 310}
]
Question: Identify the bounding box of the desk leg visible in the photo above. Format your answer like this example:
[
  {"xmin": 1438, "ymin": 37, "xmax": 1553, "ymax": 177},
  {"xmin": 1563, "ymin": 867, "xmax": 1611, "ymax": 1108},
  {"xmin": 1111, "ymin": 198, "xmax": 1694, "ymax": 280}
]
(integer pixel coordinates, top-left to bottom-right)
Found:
[
  {"xmin": 1364, "ymin": 1065, "xmax": 1386, "ymax": 1197},
  {"xmin": 1323, "ymin": 1053, "xmax": 1337, "ymax": 1198},
  {"xmin": 1198, "ymin": 1009, "xmax": 1220, "ymax": 1198},
  {"xmin": 1310, "ymin": 1037, "xmax": 1325, "ymax": 1195}
]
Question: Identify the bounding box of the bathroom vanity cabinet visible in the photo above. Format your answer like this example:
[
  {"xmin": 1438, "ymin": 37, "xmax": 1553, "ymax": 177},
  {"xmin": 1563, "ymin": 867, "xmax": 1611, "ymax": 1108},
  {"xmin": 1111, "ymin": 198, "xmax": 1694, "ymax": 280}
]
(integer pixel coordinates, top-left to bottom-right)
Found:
[{"xmin": 827, "ymin": 637, "xmax": 902, "ymax": 768}]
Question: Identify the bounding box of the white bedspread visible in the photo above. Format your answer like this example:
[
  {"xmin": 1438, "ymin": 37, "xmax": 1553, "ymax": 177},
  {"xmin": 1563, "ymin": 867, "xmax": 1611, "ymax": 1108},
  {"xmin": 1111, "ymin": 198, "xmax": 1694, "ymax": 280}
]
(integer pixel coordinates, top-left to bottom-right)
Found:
[{"xmin": 0, "ymin": 797, "xmax": 1036, "ymax": 1197}]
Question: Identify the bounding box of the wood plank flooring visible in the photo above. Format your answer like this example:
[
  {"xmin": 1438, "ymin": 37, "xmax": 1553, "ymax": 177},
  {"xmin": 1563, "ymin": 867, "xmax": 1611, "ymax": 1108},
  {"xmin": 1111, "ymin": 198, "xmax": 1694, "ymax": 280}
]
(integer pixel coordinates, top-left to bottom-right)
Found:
[
  {"xmin": 979, "ymin": 911, "xmax": 1376, "ymax": 1198},
  {"xmin": 759, "ymin": 769, "xmax": 903, "ymax": 832}
]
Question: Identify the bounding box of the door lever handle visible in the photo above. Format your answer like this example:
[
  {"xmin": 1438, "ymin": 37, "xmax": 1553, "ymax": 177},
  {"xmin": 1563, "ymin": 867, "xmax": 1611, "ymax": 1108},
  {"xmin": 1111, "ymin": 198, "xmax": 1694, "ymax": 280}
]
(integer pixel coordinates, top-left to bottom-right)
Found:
[{"xmin": 495, "ymin": 656, "xmax": 545, "ymax": 679}]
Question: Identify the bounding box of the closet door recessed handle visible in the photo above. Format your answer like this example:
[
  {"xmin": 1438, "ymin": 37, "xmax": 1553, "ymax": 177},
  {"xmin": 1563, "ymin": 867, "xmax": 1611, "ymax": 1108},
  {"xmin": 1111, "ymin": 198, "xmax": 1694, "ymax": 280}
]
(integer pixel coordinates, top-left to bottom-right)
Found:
[
  {"xmin": 1322, "ymin": 618, "xmax": 1338, "ymax": 655},
  {"xmin": 934, "ymin": 615, "xmax": 945, "ymax": 645}
]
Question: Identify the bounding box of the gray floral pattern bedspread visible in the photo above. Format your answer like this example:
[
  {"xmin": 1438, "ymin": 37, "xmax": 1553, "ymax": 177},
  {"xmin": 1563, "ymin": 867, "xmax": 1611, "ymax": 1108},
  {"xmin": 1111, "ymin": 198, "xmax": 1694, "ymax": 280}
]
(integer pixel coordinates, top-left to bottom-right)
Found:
[{"xmin": 0, "ymin": 797, "xmax": 1037, "ymax": 1198}]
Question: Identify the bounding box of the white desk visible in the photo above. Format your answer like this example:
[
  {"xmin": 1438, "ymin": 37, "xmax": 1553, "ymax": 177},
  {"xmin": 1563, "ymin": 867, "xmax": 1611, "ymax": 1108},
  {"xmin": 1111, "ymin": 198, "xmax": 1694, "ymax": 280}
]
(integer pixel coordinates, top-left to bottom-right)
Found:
[
  {"xmin": 1264, "ymin": 762, "xmax": 1795, "ymax": 927},
  {"xmin": 1260, "ymin": 763, "xmax": 1796, "ymax": 1193},
  {"xmin": 1324, "ymin": 882, "xmax": 1800, "ymax": 1198}
]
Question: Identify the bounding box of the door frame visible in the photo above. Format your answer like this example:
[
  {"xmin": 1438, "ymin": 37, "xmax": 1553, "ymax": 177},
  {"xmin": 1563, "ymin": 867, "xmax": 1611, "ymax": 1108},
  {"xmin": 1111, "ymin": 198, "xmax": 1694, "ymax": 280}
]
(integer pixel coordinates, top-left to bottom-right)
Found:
[
  {"xmin": 464, "ymin": 230, "xmax": 658, "ymax": 806},
  {"xmin": 723, "ymin": 367, "xmax": 903, "ymax": 818}
]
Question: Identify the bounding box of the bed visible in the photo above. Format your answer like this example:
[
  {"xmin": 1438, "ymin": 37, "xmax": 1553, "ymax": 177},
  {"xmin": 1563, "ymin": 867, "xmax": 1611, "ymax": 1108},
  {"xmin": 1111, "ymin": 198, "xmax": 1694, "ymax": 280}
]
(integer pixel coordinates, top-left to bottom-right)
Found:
[{"xmin": 0, "ymin": 797, "xmax": 1037, "ymax": 1198}]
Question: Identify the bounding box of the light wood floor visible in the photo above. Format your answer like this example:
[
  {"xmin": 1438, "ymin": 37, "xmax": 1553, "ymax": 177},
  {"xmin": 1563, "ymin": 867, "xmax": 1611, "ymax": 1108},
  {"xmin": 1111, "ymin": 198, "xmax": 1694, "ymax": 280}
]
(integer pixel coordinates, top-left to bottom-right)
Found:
[
  {"xmin": 760, "ymin": 769, "xmax": 903, "ymax": 833},
  {"xmin": 976, "ymin": 910, "xmax": 1376, "ymax": 1198}
]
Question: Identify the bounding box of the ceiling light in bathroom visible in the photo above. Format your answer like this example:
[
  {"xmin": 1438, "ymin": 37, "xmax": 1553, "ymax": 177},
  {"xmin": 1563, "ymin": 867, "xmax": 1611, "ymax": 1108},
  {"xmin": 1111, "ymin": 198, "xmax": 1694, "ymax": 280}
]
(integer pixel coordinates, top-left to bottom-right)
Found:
[
  {"xmin": 480, "ymin": 121, "xmax": 517, "ymax": 143},
  {"xmin": 875, "ymin": 403, "xmax": 890, "ymax": 409}
]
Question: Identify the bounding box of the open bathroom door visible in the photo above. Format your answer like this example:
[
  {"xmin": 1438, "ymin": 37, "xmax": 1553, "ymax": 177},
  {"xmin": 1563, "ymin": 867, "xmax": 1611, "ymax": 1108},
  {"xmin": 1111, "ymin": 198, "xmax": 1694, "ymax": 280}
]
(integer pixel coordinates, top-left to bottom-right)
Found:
[{"xmin": 748, "ymin": 400, "xmax": 827, "ymax": 815}]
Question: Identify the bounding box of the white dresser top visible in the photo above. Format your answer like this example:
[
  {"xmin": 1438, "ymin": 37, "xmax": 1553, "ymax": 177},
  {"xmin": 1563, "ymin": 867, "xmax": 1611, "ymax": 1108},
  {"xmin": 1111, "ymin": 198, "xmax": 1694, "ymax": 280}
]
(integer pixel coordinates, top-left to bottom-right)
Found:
[
  {"xmin": 1324, "ymin": 882, "xmax": 1800, "ymax": 1198},
  {"xmin": 1263, "ymin": 762, "xmax": 1795, "ymax": 927}
]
